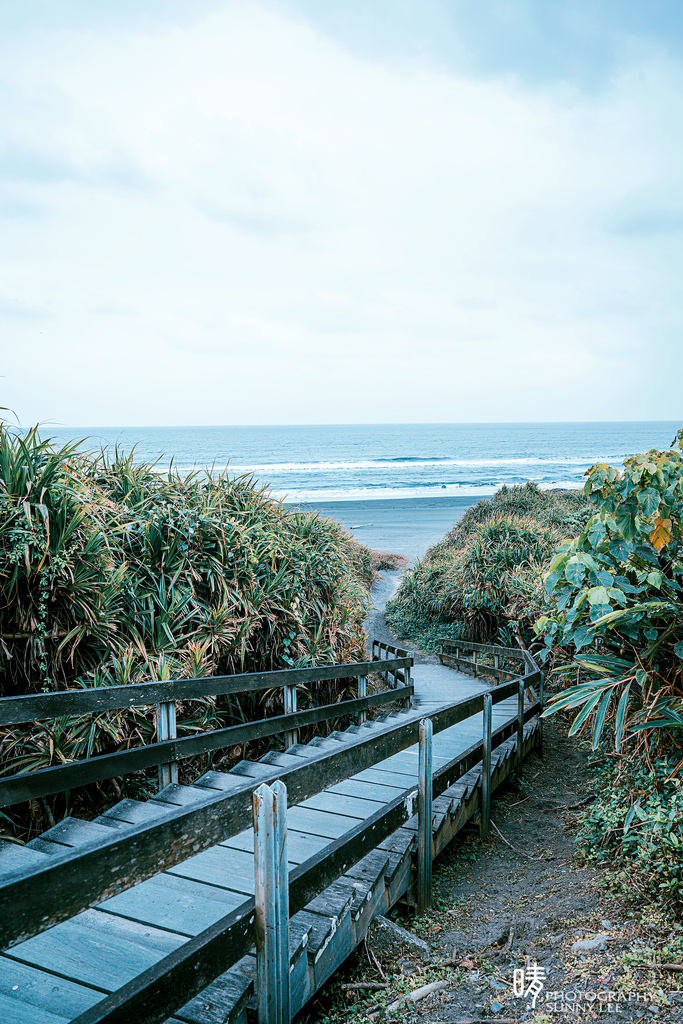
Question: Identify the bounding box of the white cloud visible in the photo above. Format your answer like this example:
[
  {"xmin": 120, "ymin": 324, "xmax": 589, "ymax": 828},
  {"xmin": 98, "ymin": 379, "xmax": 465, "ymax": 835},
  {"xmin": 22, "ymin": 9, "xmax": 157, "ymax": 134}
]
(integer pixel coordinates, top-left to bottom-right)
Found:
[{"xmin": 1, "ymin": 1, "xmax": 682, "ymax": 425}]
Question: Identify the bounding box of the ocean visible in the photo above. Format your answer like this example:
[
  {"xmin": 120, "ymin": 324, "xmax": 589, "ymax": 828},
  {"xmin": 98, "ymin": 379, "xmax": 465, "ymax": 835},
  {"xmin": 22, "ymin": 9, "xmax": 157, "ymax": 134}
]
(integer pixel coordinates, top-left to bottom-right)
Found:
[{"xmin": 45, "ymin": 422, "xmax": 679, "ymax": 504}]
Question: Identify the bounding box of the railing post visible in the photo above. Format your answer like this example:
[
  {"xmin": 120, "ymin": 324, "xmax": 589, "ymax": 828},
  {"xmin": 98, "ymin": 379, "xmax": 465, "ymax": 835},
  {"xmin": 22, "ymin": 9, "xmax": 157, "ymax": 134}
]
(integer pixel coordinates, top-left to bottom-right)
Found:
[
  {"xmin": 358, "ymin": 675, "xmax": 367, "ymax": 725},
  {"xmin": 494, "ymin": 653, "xmax": 499, "ymax": 670},
  {"xmin": 517, "ymin": 680, "xmax": 525, "ymax": 778},
  {"xmin": 284, "ymin": 685, "xmax": 298, "ymax": 749},
  {"xmin": 404, "ymin": 660, "xmax": 413, "ymax": 709},
  {"xmin": 472, "ymin": 649, "xmax": 478, "ymax": 677},
  {"xmin": 254, "ymin": 780, "xmax": 290, "ymax": 1024},
  {"xmin": 480, "ymin": 693, "xmax": 492, "ymax": 839},
  {"xmin": 417, "ymin": 717, "xmax": 433, "ymax": 914},
  {"xmin": 538, "ymin": 673, "xmax": 544, "ymax": 756},
  {"xmin": 155, "ymin": 701, "xmax": 178, "ymax": 790}
]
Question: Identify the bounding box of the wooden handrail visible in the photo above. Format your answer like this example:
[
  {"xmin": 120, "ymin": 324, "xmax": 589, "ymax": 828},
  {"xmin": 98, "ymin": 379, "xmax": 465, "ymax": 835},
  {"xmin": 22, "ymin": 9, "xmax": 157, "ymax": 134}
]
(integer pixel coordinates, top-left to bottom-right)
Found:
[
  {"xmin": 0, "ymin": 657, "xmax": 412, "ymax": 726},
  {"xmin": 0, "ymin": 676, "xmax": 541, "ymax": 949},
  {"xmin": 68, "ymin": 693, "xmax": 541, "ymax": 1024},
  {"xmin": 0, "ymin": 685, "xmax": 414, "ymax": 807}
]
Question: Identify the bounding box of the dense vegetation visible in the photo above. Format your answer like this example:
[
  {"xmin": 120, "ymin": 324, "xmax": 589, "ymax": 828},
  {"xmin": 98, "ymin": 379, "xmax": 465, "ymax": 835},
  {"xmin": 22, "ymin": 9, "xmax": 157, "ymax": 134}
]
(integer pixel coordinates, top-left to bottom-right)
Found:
[
  {"xmin": 385, "ymin": 482, "xmax": 590, "ymax": 651},
  {"xmin": 540, "ymin": 430, "xmax": 683, "ymax": 907},
  {"xmin": 0, "ymin": 426, "xmax": 374, "ymax": 836},
  {"xmin": 388, "ymin": 433, "xmax": 683, "ymax": 909}
]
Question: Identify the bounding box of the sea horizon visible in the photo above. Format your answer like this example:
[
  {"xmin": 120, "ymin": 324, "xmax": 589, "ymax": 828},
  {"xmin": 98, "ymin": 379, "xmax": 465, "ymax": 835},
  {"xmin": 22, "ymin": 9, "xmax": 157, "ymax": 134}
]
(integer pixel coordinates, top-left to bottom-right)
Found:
[{"xmin": 41, "ymin": 420, "xmax": 680, "ymax": 505}]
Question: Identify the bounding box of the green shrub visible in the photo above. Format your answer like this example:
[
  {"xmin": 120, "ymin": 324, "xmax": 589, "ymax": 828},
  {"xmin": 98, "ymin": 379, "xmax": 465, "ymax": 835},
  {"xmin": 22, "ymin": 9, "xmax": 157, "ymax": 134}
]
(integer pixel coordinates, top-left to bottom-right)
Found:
[
  {"xmin": 0, "ymin": 426, "xmax": 373, "ymax": 836},
  {"xmin": 539, "ymin": 429, "xmax": 683, "ymax": 754},
  {"xmin": 386, "ymin": 483, "xmax": 589, "ymax": 649},
  {"xmin": 577, "ymin": 756, "xmax": 683, "ymax": 908}
]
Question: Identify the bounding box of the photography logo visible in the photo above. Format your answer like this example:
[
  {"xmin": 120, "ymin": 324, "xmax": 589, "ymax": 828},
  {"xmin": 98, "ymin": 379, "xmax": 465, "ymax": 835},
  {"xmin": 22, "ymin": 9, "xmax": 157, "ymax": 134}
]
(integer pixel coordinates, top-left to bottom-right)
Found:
[{"xmin": 513, "ymin": 961, "xmax": 546, "ymax": 1009}]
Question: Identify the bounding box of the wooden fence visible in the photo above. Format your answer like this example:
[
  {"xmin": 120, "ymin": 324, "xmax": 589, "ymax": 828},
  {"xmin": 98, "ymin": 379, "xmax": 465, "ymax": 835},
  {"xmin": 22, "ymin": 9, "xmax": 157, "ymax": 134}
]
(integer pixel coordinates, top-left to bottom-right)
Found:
[
  {"xmin": 0, "ymin": 655, "xmax": 413, "ymax": 807},
  {"xmin": 1, "ymin": 645, "xmax": 542, "ymax": 1024}
]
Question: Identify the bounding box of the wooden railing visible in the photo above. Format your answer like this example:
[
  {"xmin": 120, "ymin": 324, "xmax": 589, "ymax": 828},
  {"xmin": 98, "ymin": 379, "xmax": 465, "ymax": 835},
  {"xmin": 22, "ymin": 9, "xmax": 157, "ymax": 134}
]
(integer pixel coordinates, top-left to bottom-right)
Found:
[
  {"xmin": 0, "ymin": 645, "xmax": 542, "ymax": 1024},
  {"xmin": 0, "ymin": 656, "xmax": 413, "ymax": 808},
  {"xmin": 371, "ymin": 640, "xmax": 412, "ymax": 687}
]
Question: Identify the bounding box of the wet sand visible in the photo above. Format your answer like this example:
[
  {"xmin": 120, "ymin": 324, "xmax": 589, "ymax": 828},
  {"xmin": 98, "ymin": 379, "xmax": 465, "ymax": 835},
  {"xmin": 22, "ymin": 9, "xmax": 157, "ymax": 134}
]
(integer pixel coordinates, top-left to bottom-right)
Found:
[{"xmin": 288, "ymin": 494, "xmax": 479, "ymax": 562}]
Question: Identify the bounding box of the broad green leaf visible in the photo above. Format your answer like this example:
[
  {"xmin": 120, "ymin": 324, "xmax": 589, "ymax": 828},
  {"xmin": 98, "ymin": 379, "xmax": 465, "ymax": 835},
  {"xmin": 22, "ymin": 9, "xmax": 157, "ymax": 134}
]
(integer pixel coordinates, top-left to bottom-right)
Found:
[
  {"xmin": 624, "ymin": 803, "xmax": 636, "ymax": 834},
  {"xmin": 674, "ymin": 641, "xmax": 683, "ymax": 659},
  {"xmin": 568, "ymin": 691, "xmax": 605, "ymax": 736},
  {"xmin": 571, "ymin": 624, "xmax": 595, "ymax": 650},
  {"xmin": 577, "ymin": 551, "xmax": 600, "ymax": 571},
  {"xmin": 637, "ymin": 488, "xmax": 660, "ymax": 518},
  {"xmin": 615, "ymin": 683, "xmax": 631, "ymax": 752},
  {"xmin": 591, "ymin": 688, "xmax": 613, "ymax": 749},
  {"xmin": 588, "ymin": 586, "xmax": 610, "ymax": 606},
  {"xmin": 616, "ymin": 505, "xmax": 638, "ymax": 541},
  {"xmin": 565, "ymin": 559, "xmax": 585, "ymax": 586}
]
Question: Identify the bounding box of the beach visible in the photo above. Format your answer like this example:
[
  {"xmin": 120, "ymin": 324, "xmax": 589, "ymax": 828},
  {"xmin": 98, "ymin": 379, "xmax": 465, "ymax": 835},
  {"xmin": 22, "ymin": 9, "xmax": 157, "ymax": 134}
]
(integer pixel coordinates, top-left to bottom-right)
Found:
[{"xmin": 291, "ymin": 494, "xmax": 480, "ymax": 562}]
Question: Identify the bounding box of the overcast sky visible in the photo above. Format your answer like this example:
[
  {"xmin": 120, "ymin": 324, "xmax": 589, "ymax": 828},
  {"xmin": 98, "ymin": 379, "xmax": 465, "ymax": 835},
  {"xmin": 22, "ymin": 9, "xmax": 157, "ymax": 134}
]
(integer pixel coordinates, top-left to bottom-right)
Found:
[{"xmin": 2, "ymin": 0, "xmax": 683, "ymax": 426}]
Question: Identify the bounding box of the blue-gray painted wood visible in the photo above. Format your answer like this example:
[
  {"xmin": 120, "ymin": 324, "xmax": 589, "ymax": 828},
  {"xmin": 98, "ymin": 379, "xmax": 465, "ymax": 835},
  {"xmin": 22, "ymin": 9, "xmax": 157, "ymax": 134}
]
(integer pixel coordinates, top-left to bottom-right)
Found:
[
  {"xmin": 254, "ymin": 782, "xmax": 290, "ymax": 1024},
  {"xmin": 481, "ymin": 694, "xmax": 492, "ymax": 839},
  {"xmin": 155, "ymin": 702, "xmax": 178, "ymax": 790},
  {"xmin": 417, "ymin": 718, "xmax": 433, "ymax": 914},
  {"xmin": 517, "ymin": 680, "xmax": 525, "ymax": 778}
]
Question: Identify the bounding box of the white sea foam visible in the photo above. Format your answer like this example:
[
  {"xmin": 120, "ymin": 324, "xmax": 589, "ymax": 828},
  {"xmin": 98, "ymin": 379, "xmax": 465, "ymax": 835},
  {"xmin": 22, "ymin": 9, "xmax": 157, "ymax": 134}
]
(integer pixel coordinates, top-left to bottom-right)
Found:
[
  {"xmin": 191, "ymin": 455, "xmax": 628, "ymax": 475},
  {"xmin": 273, "ymin": 480, "xmax": 584, "ymax": 503}
]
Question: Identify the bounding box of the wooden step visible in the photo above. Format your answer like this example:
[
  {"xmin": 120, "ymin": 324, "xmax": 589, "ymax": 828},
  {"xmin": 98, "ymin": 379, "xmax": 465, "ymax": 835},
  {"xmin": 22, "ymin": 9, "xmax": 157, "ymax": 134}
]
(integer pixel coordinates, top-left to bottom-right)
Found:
[
  {"xmin": 0, "ymin": 842, "xmax": 50, "ymax": 878},
  {"xmin": 25, "ymin": 817, "xmax": 118, "ymax": 855},
  {"xmin": 0, "ymin": 957, "xmax": 102, "ymax": 1023},
  {"xmin": 94, "ymin": 798, "xmax": 174, "ymax": 829},
  {"xmin": 153, "ymin": 784, "xmax": 222, "ymax": 808},
  {"xmin": 192, "ymin": 771, "xmax": 246, "ymax": 793},
  {"xmin": 227, "ymin": 761, "xmax": 274, "ymax": 780}
]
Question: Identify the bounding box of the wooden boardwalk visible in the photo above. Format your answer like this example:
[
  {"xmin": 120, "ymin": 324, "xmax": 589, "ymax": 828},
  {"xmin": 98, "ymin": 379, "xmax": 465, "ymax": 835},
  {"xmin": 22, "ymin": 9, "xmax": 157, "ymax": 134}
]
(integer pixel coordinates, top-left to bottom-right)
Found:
[{"xmin": 0, "ymin": 658, "xmax": 537, "ymax": 1024}]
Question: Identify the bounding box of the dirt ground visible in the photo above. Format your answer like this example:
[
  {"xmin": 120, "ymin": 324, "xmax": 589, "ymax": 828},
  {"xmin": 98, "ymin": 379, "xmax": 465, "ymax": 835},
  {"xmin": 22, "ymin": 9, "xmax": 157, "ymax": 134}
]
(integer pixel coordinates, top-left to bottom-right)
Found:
[{"xmin": 306, "ymin": 720, "xmax": 683, "ymax": 1023}]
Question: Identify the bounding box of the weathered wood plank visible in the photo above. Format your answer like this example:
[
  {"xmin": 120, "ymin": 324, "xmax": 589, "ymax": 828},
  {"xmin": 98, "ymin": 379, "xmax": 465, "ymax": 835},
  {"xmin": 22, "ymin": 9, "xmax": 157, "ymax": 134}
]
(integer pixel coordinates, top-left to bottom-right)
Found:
[
  {"xmin": 0, "ymin": 690, "xmax": 529, "ymax": 951},
  {"xmin": 0, "ymin": 659, "xmax": 413, "ymax": 725},
  {"xmin": 0, "ymin": 687, "xmax": 414, "ymax": 807},
  {"xmin": 0, "ymin": 957, "xmax": 102, "ymax": 1019}
]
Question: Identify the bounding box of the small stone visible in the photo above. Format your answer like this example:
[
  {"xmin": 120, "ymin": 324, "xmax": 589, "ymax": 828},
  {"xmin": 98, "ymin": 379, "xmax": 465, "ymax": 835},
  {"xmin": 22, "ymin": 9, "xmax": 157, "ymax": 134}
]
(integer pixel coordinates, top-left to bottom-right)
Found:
[
  {"xmin": 371, "ymin": 916, "xmax": 431, "ymax": 957},
  {"xmin": 571, "ymin": 933, "xmax": 610, "ymax": 952},
  {"xmin": 648, "ymin": 1005, "xmax": 660, "ymax": 1014},
  {"xmin": 491, "ymin": 999, "xmax": 505, "ymax": 1012},
  {"xmin": 601, "ymin": 919, "xmax": 612, "ymax": 930},
  {"xmin": 490, "ymin": 979, "xmax": 508, "ymax": 992}
]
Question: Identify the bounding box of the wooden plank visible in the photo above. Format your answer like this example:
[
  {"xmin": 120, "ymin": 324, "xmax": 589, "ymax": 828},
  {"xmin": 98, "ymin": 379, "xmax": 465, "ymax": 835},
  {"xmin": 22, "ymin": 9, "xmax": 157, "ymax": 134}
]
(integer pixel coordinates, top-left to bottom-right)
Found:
[
  {"xmin": 99, "ymin": 876, "xmax": 244, "ymax": 937},
  {"xmin": 0, "ymin": 691, "xmax": 511, "ymax": 949},
  {"xmin": 0, "ymin": 844, "xmax": 49, "ymax": 876},
  {"xmin": 0, "ymin": 957, "xmax": 102, "ymax": 1019},
  {"xmin": 0, "ymin": 992, "xmax": 68, "ymax": 1024},
  {"xmin": 0, "ymin": 686, "xmax": 413, "ymax": 807},
  {"xmin": 167, "ymin": 848, "xmax": 261, "ymax": 896},
  {"xmin": 299, "ymin": 792, "xmax": 385, "ymax": 819},
  {"xmin": 325, "ymin": 779, "xmax": 406, "ymax": 803},
  {"xmin": 173, "ymin": 970, "xmax": 251, "ymax": 1024},
  {"xmin": 0, "ymin": 659, "xmax": 413, "ymax": 725},
  {"xmin": 6, "ymin": 919, "xmax": 178, "ymax": 992},
  {"xmin": 96, "ymin": 800, "xmax": 174, "ymax": 828},
  {"xmin": 287, "ymin": 807, "xmax": 361, "ymax": 840},
  {"xmin": 25, "ymin": 818, "xmax": 117, "ymax": 853}
]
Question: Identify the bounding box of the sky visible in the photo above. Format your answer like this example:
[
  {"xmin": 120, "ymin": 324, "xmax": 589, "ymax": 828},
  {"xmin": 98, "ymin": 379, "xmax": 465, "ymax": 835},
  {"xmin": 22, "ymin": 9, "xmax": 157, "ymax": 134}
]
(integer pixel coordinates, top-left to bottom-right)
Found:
[{"xmin": 1, "ymin": 0, "xmax": 683, "ymax": 426}]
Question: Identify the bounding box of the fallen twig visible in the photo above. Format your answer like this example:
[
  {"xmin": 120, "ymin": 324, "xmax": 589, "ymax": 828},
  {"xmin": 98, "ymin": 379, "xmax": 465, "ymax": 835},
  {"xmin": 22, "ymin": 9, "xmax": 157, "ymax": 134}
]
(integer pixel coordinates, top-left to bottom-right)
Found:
[
  {"xmin": 659, "ymin": 963, "xmax": 683, "ymax": 972},
  {"xmin": 509, "ymin": 795, "xmax": 530, "ymax": 807},
  {"xmin": 563, "ymin": 794, "xmax": 596, "ymax": 810},
  {"xmin": 367, "ymin": 980, "xmax": 450, "ymax": 1019},
  {"xmin": 505, "ymin": 925, "xmax": 514, "ymax": 953},
  {"xmin": 369, "ymin": 947, "xmax": 386, "ymax": 981},
  {"xmin": 490, "ymin": 819, "xmax": 545, "ymax": 860},
  {"xmin": 342, "ymin": 982, "xmax": 388, "ymax": 991}
]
